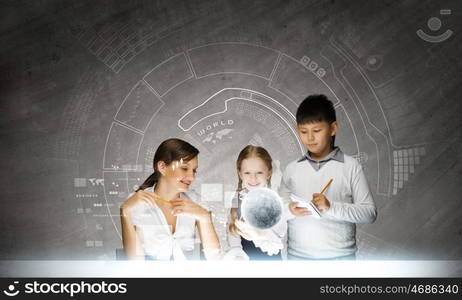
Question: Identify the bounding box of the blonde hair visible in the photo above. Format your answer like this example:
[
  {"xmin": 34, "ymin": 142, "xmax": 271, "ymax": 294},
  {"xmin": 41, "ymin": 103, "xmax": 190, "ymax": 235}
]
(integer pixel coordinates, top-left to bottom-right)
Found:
[{"xmin": 229, "ymin": 145, "xmax": 273, "ymax": 235}]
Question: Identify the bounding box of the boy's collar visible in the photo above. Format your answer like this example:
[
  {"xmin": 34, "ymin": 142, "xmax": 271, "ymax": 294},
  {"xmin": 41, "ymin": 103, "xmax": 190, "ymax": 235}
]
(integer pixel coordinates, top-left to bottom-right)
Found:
[{"xmin": 297, "ymin": 146, "xmax": 344, "ymax": 163}]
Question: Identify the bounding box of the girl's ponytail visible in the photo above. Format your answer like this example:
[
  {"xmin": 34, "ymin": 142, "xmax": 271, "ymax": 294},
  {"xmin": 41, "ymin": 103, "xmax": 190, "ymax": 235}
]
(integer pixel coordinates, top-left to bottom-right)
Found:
[{"xmin": 136, "ymin": 171, "xmax": 160, "ymax": 191}]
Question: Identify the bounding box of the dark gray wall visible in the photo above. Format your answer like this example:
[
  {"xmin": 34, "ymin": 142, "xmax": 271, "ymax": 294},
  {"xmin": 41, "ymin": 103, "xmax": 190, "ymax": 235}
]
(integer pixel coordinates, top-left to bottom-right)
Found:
[{"xmin": 1, "ymin": 0, "xmax": 461, "ymax": 260}]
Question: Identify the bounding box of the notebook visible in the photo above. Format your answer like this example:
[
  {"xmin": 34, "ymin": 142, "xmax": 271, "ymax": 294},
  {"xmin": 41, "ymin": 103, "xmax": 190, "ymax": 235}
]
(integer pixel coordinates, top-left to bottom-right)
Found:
[{"xmin": 290, "ymin": 194, "xmax": 322, "ymax": 219}]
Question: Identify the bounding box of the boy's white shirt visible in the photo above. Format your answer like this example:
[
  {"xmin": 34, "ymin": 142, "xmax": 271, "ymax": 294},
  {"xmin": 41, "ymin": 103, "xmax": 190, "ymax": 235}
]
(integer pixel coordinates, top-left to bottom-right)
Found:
[{"xmin": 279, "ymin": 151, "xmax": 377, "ymax": 259}]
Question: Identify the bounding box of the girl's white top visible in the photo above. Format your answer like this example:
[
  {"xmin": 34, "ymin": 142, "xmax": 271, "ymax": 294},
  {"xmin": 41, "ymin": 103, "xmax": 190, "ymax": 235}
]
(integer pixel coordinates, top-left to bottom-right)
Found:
[{"xmin": 130, "ymin": 186, "xmax": 197, "ymax": 260}]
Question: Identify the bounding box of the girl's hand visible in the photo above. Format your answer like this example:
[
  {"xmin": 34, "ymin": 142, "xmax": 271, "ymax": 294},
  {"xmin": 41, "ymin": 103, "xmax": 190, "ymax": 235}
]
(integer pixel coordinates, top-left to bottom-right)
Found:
[
  {"xmin": 234, "ymin": 220, "xmax": 266, "ymax": 241},
  {"xmin": 120, "ymin": 190, "xmax": 156, "ymax": 214},
  {"xmin": 170, "ymin": 198, "xmax": 211, "ymax": 222}
]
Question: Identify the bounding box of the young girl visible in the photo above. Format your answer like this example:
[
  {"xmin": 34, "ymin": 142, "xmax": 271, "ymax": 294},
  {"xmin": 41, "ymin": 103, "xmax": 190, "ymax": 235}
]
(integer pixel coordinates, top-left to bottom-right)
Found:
[
  {"xmin": 226, "ymin": 145, "xmax": 286, "ymax": 260},
  {"xmin": 120, "ymin": 138, "xmax": 221, "ymax": 260}
]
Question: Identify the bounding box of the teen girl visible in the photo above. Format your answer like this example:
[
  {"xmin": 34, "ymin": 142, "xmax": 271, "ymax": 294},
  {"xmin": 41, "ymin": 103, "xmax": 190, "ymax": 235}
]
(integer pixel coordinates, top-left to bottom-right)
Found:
[{"xmin": 120, "ymin": 138, "xmax": 220, "ymax": 260}]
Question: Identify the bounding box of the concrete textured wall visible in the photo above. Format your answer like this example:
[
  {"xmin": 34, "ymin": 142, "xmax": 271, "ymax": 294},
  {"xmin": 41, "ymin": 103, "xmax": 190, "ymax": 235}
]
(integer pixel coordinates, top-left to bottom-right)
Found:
[{"xmin": 1, "ymin": 0, "xmax": 461, "ymax": 260}]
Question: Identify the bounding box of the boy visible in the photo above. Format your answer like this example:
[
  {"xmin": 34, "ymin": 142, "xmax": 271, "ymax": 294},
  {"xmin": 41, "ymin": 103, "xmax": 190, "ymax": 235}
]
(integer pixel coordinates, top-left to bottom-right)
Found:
[{"xmin": 279, "ymin": 94, "xmax": 377, "ymax": 260}]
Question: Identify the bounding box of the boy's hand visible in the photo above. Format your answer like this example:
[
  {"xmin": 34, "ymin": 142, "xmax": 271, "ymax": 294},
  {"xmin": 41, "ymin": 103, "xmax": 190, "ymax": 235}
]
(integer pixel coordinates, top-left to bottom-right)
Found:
[
  {"xmin": 289, "ymin": 202, "xmax": 312, "ymax": 217},
  {"xmin": 311, "ymin": 193, "xmax": 330, "ymax": 212}
]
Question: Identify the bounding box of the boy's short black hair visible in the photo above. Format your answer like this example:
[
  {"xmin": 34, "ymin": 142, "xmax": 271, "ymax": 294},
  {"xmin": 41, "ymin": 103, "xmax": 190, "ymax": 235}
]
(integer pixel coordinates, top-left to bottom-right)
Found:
[
  {"xmin": 296, "ymin": 94, "xmax": 337, "ymax": 146},
  {"xmin": 296, "ymin": 94, "xmax": 336, "ymax": 125}
]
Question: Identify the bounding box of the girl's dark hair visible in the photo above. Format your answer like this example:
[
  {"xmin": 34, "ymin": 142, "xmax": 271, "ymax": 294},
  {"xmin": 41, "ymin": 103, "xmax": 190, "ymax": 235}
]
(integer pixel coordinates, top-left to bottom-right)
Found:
[
  {"xmin": 137, "ymin": 138, "xmax": 199, "ymax": 191},
  {"xmin": 296, "ymin": 94, "xmax": 337, "ymax": 146}
]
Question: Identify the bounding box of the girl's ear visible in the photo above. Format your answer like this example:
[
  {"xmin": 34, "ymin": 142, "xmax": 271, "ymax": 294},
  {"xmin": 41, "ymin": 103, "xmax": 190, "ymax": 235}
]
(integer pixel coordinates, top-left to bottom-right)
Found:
[{"xmin": 157, "ymin": 161, "xmax": 167, "ymax": 176}]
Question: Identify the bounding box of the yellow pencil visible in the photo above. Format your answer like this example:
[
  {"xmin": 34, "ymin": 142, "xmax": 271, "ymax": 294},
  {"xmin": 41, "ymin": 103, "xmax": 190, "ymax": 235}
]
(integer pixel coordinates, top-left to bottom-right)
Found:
[
  {"xmin": 320, "ymin": 178, "xmax": 333, "ymax": 194},
  {"xmin": 153, "ymin": 195, "xmax": 172, "ymax": 205}
]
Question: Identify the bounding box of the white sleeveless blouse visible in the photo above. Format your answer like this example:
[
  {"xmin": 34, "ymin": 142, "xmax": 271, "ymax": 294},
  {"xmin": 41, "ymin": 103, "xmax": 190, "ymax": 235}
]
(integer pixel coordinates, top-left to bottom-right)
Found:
[{"xmin": 130, "ymin": 186, "xmax": 198, "ymax": 260}]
